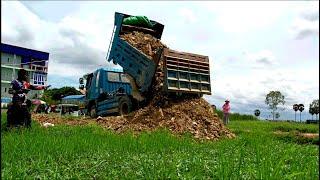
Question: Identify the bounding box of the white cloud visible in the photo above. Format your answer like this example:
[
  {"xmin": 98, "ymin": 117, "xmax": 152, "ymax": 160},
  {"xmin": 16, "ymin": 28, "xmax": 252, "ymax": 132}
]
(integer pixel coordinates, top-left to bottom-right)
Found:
[
  {"xmin": 206, "ymin": 59, "xmax": 318, "ymax": 118},
  {"xmin": 202, "ymin": 1, "xmax": 286, "ymax": 33},
  {"xmin": 290, "ymin": 2, "xmax": 319, "ymax": 39},
  {"xmin": 1, "ymin": 1, "xmax": 115, "ymax": 79},
  {"xmin": 291, "ymin": 18, "xmax": 319, "ymax": 40},
  {"xmin": 178, "ymin": 7, "xmax": 197, "ymax": 24},
  {"xmin": 245, "ymin": 50, "xmax": 278, "ymax": 67}
]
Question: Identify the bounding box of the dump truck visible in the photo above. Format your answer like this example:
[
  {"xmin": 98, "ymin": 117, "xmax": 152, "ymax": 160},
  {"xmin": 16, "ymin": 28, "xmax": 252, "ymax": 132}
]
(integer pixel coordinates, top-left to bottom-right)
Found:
[
  {"xmin": 80, "ymin": 12, "xmax": 212, "ymax": 117},
  {"xmin": 106, "ymin": 12, "xmax": 211, "ymax": 98}
]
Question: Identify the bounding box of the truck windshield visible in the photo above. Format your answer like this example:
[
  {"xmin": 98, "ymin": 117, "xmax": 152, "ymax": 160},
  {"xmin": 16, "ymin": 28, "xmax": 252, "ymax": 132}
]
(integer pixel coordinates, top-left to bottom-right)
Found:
[
  {"xmin": 108, "ymin": 72, "xmax": 130, "ymax": 83},
  {"xmin": 108, "ymin": 72, "xmax": 120, "ymax": 82},
  {"xmin": 120, "ymin": 74, "xmax": 130, "ymax": 83}
]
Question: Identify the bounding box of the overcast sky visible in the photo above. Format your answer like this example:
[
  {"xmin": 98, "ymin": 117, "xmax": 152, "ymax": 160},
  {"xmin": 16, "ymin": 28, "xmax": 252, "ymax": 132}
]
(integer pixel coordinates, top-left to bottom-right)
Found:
[{"xmin": 1, "ymin": 1, "xmax": 319, "ymax": 120}]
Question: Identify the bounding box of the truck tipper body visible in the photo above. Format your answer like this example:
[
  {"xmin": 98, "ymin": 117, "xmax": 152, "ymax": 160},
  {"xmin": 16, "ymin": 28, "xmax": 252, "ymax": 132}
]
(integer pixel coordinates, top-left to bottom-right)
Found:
[{"xmin": 106, "ymin": 12, "xmax": 211, "ymax": 96}]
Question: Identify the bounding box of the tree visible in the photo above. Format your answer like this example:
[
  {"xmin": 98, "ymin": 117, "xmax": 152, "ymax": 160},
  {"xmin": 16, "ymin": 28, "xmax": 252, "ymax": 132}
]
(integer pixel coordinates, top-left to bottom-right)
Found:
[
  {"xmin": 41, "ymin": 86, "xmax": 82, "ymax": 104},
  {"xmin": 265, "ymin": 91, "xmax": 285, "ymax": 121},
  {"xmin": 298, "ymin": 104, "xmax": 304, "ymax": 122},
  {"xmin": 275, "ymin": 112, "xmax": 280, "ymax": 119},
  {"xmin": 310, "ymin": 99, "xmax": 319, "ymax": 120},
  {"xmin": 293, "ymin": 104, "xmax": 299, "ymax": 121},
  {"xmin": 309, "ymin": 104, "xmax": 315, "ymax": 120}
]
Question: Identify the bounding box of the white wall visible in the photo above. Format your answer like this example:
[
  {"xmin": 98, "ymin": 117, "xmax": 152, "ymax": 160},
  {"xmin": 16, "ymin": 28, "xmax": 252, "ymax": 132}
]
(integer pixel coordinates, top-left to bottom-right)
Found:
[
  {"xmin": 1, "ymin": 52, "xmax": 21, "ymax": 67},
  {"xmin": 1, "ymin": 83, "xmax": 11, "ymax": 98}
]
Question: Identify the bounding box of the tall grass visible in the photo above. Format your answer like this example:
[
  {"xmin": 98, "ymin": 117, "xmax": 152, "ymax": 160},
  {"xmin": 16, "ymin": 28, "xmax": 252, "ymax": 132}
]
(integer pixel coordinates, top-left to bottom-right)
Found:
[{"xmin": 1, "ymin": 114, "xmax": 319, "ymax": 179}]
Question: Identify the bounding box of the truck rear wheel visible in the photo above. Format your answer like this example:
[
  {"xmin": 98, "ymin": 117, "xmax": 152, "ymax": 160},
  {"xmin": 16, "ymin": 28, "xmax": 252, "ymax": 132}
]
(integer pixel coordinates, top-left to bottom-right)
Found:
[
  {"xmin": 119, "ymin": 96, "xmax": 132, "ymax": 115},
  {"xmin": 90, "ymin": 105, "xmax": 97, "ymax": 118}
]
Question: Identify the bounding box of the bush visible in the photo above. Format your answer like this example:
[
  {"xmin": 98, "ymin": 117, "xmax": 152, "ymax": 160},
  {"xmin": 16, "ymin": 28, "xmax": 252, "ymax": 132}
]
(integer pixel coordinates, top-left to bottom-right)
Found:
[{"xmin": 215, "ymin": 109, "xmax": 259, "ymax": 121}]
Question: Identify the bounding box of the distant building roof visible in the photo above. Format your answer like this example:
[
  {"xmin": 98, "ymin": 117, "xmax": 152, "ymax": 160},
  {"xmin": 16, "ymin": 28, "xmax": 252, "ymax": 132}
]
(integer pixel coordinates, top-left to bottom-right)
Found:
[
  {"xmin": 1, "ymin": 43, "xmax": 49, "ymax": 60},
  {"xmin": 62, "ymin": 95, "xmax": 85, "ymax": 100}
]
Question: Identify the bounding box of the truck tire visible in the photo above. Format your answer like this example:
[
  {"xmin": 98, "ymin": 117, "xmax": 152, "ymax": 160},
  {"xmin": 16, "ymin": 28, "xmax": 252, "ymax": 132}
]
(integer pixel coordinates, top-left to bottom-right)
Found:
[
  {"xmin": 90, "ymin": 105, "xmax": 97, "ymax": 118},
  {"xmin": 119, "ymin": 96, "xmax": 132, "ymax": 115}
]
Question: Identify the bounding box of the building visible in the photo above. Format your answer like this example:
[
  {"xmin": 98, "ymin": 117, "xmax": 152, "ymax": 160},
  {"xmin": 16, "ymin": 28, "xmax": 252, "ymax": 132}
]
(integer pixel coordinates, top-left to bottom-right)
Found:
[{"xmin": 1, "ymin": 43, "xmax": 49, "ymax": 99}]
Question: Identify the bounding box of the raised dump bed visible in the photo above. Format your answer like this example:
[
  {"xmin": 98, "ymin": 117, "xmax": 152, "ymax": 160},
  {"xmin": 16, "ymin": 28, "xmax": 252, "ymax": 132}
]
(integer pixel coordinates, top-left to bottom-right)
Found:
[
  {"xmin": 106, "ymin": 12, "xmax": 164, "ymax": 93},
  {"xmin": 106, "ymin": 12, "xmax": 211, "ymax": 96},
  {"xmin": 163, "ymin": 48, "xmax": 211, "ymax": 94}
]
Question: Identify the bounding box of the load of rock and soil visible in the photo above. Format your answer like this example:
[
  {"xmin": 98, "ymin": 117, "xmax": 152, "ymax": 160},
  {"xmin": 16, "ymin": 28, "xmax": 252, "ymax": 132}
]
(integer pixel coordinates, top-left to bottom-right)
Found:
[
  {"xmin": 33, "ymin": 31, "xmax": 235, "ymax": 141},
  {"xmin": 96, "ymin": 97, "xmax": 235, "ymax": 140}
]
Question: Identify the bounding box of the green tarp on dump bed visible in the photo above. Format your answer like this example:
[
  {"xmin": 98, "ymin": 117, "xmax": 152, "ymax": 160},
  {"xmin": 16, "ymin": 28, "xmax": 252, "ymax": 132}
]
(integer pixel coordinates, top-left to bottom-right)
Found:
[{"xmin": 123, "ymin": 16, "xmax": 154, "ymax": 28}]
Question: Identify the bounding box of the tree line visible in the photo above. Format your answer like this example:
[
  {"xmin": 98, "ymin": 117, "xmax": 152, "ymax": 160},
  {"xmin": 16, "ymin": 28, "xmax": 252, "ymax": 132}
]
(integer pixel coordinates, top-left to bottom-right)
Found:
[
  {"xmin": 40, "ymin": 87, "xmax": 82, "ymax": 105},
  {"xmin": 254, "ymin": 90, "xmax": 319, "ymax": 121}
]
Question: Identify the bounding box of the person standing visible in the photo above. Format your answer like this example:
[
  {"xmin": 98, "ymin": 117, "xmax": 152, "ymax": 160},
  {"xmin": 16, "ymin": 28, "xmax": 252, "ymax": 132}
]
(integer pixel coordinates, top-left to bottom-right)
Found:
[
  {"xmin": 222, "ymin": 99, "xmax": 231, "ymax": 125},
  {"xmin": 7, "ymin": 69, "xmax": 50, "ymax": 128}
]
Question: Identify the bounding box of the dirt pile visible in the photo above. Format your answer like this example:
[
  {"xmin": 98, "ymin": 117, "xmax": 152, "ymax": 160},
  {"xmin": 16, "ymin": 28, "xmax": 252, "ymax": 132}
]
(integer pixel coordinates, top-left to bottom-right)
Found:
[
  {"xmin": 97, "ymin": 97, "xmax": 235, "ymax": 140},
  {"xmin": 32, "ymin": 114, "xmax": 91, "ymax": 126},
  {"xmin": 120, "ymin": 31, "xmax": 166, "ymax": 59}
]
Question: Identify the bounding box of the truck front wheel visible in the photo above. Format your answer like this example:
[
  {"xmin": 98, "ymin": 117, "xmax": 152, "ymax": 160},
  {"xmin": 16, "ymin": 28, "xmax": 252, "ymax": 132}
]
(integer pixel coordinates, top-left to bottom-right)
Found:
[
  {"xmin": 90, "ymin": 105, "xmax": 97, "ymax": 118},
  {"xmin": 119, "ymin": 96, "xmax": 132, "ymax": 115}
]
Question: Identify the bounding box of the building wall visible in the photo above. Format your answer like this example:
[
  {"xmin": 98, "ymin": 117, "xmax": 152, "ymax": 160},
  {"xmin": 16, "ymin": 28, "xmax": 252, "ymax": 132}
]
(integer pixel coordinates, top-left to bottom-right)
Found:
[
  {"xmin": 1, "ymin": 83, "xmax": 11, "ymax": 98},
  {"xmin": 1, "ymin": 83, "xmax": 43, "ymax": 99},
  {"xmin": 1, "ymin": 52, "xmax": 21, "ymax": 67},
  {"xmin": 1, "ymin": 53, "xmax": 47, "ymax": 99},
  {"xmin": 1, "ymin": 67, "xmax": 16, "ymax": 82}
]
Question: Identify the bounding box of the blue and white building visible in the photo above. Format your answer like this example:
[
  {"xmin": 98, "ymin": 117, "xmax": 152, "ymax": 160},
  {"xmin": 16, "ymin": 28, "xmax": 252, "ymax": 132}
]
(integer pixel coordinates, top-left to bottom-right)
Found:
[{"xmin": 1, "ymin": 43, "xmax": 50, "ymax": 99}]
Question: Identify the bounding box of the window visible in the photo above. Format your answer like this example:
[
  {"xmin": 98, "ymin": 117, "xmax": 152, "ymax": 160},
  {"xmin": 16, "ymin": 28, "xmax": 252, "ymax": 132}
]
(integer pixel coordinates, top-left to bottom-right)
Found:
[
  {"xmin": 120, "ymin": 74, "xmax": 130, "ymax": 83},
  {"xmin": 4, "ymin": 88, "xmax": 7, "ymax": 93},
  {"xmin": 7, "ymin": 58, "xmax": 9, "ymax": 62},
  {"xmin": 107, "ymin": 72, "xmax": 120, "ymax": 82}
]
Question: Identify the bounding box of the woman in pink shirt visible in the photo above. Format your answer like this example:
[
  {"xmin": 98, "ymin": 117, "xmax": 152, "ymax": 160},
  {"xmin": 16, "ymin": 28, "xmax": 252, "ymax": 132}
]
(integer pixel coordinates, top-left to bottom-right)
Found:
[{"xmin": 222, "ymin": 99, "xmax": 230, "ymax": 125}]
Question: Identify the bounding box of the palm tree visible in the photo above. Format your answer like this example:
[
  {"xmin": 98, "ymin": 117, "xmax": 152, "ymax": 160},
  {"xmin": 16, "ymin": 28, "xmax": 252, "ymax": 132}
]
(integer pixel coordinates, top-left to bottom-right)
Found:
[
  {"xmin": 298, "ymin": 104, "xmax": 304, "ymax": 123},
  {"xmin": 254, "ymin": 109, "xmax": 260, "ymax": 118},
  {"xmin": 293, "ymin": 104, "xmax": 299, "ymax": 121}
]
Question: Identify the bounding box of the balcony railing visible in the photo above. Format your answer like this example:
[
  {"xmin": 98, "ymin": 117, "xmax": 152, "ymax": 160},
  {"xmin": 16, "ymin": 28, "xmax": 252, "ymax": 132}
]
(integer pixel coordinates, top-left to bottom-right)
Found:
[{"xmin": 29, "ymin": 64, "xmax": 48, "ymax": 73}]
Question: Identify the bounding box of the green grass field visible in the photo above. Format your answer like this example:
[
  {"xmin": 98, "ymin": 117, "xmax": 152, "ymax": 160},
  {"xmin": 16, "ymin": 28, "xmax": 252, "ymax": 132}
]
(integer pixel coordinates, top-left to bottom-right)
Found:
[{"xmin": 1, "ymin": 113, "xmax": 319, "ymax": 179}]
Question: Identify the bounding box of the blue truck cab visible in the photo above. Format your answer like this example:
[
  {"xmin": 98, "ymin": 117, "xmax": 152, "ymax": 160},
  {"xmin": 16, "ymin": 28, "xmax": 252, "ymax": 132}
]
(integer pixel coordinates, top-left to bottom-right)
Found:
[{"xmin": 80, "ymin": 68, "xmax": 133, "ymax": 117}]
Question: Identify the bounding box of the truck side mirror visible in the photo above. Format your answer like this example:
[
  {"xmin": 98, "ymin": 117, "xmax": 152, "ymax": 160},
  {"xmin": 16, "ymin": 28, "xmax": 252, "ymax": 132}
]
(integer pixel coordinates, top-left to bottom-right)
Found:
[
  {"xmin": 79, "ymin": 78, "xmax": 84, "ymax": 84},
  {"xmin": 79, "ymin": 85, "xmax": 84, "ymax": 90}
]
